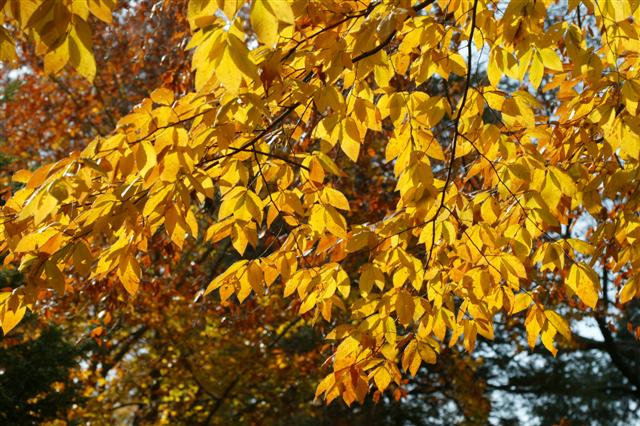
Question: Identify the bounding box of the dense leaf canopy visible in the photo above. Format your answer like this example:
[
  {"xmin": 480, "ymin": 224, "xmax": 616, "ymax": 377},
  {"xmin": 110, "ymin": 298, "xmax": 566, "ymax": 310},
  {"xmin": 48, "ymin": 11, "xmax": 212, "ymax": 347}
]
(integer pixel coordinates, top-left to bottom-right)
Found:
[{"xmin": 1, "ymin": 0, "xmax": 639, "ymax": 411}]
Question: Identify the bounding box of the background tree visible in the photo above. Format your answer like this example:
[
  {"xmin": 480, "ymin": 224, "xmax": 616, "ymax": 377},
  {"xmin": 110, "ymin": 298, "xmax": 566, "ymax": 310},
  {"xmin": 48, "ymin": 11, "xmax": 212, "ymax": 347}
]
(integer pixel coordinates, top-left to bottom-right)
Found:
[
  {"xmin": 0, "ymin": 321, "xmax": 83, "ymax": 425},
  {"xmin": 1, "ymin": 0, "xmax": 639, "ymax": 424}
]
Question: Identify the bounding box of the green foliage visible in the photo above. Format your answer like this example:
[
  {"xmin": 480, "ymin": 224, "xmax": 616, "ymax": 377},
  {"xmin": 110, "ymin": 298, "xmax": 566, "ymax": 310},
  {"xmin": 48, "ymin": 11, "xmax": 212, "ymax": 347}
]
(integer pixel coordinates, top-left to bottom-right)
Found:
[
  {"xmin": 0, "ymin": 80, "xmax": 21, "ymax": 104},
  {"xmin": 0, "ymin": 325, "xmax": 83, "ymax": 425}
]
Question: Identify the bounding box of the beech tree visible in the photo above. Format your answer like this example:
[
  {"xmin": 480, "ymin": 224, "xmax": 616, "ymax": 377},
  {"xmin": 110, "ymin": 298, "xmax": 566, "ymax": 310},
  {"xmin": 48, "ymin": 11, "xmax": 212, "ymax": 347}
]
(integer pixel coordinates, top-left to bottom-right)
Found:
[{"xmin": 1, "ymin": 0, "xmax": 640, "ymax": 411}]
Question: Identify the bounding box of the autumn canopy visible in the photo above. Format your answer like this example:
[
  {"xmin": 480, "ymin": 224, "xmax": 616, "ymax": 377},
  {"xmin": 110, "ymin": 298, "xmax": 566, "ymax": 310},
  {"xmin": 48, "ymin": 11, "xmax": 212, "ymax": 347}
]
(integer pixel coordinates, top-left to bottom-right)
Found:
[{"xmin": 0, "ymin": 0, "xmax": 639, "ymax": 413}]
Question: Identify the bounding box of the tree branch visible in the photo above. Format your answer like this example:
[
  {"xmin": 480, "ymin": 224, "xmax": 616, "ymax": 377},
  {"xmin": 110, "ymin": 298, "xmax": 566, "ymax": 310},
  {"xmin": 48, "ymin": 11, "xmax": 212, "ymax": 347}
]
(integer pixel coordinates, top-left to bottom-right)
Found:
[
  {"xmin": 426, "ymin": 0, "xmax": 479, "ymax": 266},
  {"xmin": 597, "ymin": 266, "xmax": 640, "ymax": 398},
  {"xmin": 101, "ymin": 325, "xmax": 148, "ymax": 376}
]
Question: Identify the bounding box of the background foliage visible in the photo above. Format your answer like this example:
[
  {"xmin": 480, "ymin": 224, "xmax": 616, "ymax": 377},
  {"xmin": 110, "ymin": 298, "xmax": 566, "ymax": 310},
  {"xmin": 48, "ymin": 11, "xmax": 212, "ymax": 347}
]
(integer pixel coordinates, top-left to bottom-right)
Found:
[{"xmin": 0, "ymin": 0, "xmax": 639, "ymax": 424}]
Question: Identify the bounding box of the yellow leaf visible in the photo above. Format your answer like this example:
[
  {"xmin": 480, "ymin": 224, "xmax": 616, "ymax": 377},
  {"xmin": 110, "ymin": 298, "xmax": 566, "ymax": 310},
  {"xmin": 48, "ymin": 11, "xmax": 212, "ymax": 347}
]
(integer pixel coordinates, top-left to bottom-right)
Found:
[
  {"xmin": 89, "ymin": 0, "xmax": 115, "ymax": 23},
  {"xmin": 205, "ymin": 218, "xmax": 233, "ymax": 243},
  {"xmin": 265, "ymin": 0, "xmax": 294, "ymax": 23},
  {"xmin": 11, "ymin": 169, "xmax": 31, "ymax": 184},
  {"xmin": 71, "ymin": 1, "xmax": 90, "ymax": 19},
  {"xmin": 205, "ymin": 260, "xmax": 246, "ymax": 296},
  {"xmin": 165, "ymin": 205, "xmax": 187, "ymax": 248},
  {"xmin": 299, "ymin": 292, "xmax": 317, "ymax": 314},
  {"xmin": 217, "ymin": 45, "xmax": 243, "ymax": 93},
  {"xmin": 73, "ymin": 242, "xmax": 93, "ymax": 276},
  {"xmin": 251, "ymin": 0, "xmax": 279, "ymax": 46},
  {"xmin": 150, "ymin": 87, "xmax": 175, "ymax": 105},
  {"xmin": 219, "ymin": 283, "xmax": 235, "ymax": 301},
  {"xmin": 161, "ymin": 152, "xmax": 181, "ymax": 182},
  {"xmin": 117, "ymin": 254, "xmax": 141, "ymax": 296},
  {"xmin": 323, "ymin": 206, "xmax": 347, "ymax": 238},
  {"xmin": 315, "ymin": 374, "xmax": 336, "ymax": 400},
  {"xmin": 2, "ymin": 305, "xmax": 26, "ymax": 335},
  {"xmin": 525, "ymin": 306, "xmax": 543, "ymax": 348},
  {"xmin": 621, "ymin": 124, "xmax": 640, "ymax": 160},
  {"xmin": 480, "ymin": 195, "xmax": 499, "ymax": 223},
  {"xmin": 341, "ymin": 138, "xmax": 360, "ymax": 163},
  {"xmin": 396, "ymin": 290, "xmax": 415, "ymax": 326},
  {"xmin": 0, "ymin": 27, "xmax": 16, "ymax": 61},
  {"xmin": 136, "ymin": 140, "xmax": 157, "ymax": 178},
  {"xmin": 335, "ymin": 268, "xmax": 351, "ymax": 299},
  {"xmin": 246, "ymin": 261, "xmax": 264, "ymax": 293},
  {"xmin": 143, "ymin": 184, "xmax": 173, "ymax": 217},
  {"xmin": 231, "ymin": 222, "xmax": 250, "ymax": 255},
  {"xmin": 511, "ymin": 293, "xmax": 532, "ymax": 314},
  {"xmin": 35, "ymin": 193, "xmax": 58, "ymax": 225},
  {"xmin": 487, "ymin": 48, "xmax": 502, "ymax": 87},
  {"xmin": 401, "ymin": 340, "xmax": 422, "ymax": 377},
  {"xmin": 44, "ymin": 37, "xmax": 70, "ymax": 75},
  {"xmin": 185, "ymin": 208, "xmax": 199, "ymax": 237},
  {"xmin": 418, "ymin": 342, "xmax": 437, "ymax": 364},
  {"xmin": 360, "ymin": 263, "xmax": 384, "ymax": 294},
  {"xmin": 464, "ymin": 321, "xmax": 477, "ymax": 352},
  {"xmin": 218, "ymin": 0, "xmax": 242, "ymax": 19},
  {"xmin": 244, "ymin": 190, "xmax": 264, "ymax": 223},
  {"xmin": 226, "ymin": 33, "xmax": 259, "ymax": 81},
  {"xmin": 550, "ymin": 167, "xmax": 576, "ymax": 196},
  {"xmin": 308, "ymin": 157, "xmax": 325, "ymax": 183},
  {"xmin": 529, "ymin": 52, "xmax": 544, "ymax": 90},
  {"xmin": 619, "ymin": 279, "xmax": 639, "ymax": 304},
  {"xmin": 423, "ymin": 136, "xmax": 445, "ymax": 161},
  {"xmin": 346, "ymin": 228, "xmax": 374, "ymax": 253},
  {"xmin": 541, "ymin": 322, "xmax": 558, "ymax": 356},
  {"xmin": 322, "ymin": 187, "xmax": 350, "ymax": 211},
  {"xmin": 373, "ymin": 365, "xmax": 392, "ymax": 392},
  {"xmin": 544, "ymin": 310, "xmax": 571, "ymax": 340},
  {"xmin": 539, "ymin": 48, "xmax": 563, "ymax": 71},
  {"xmin": 566, "ymin": 263, "xmax": 600, "ymax": 309},
  {"xmin": 418, "ymin": 223, "xmax": 434, "ymax": 247},
  {"xmin": 45, "ymin": 260, "xmax": 65, "ymax": 294},
  {"xmin": 541, "ymin": 171, "xmax": 562, "ymax": 210},
  {"xmin": 340, "ymin": 119, "xmax": 361, "ymax": 162},
  {"xmin": 516, "ymin": 48, "xmax": 534, "ymax": 81},
  {"xmin": 68, "ymin": 18, "xmax": 96, "ymax": 81},
  {"xmin": 187, "ymin": 0, "xmax": 218, "ymax": 29}
]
